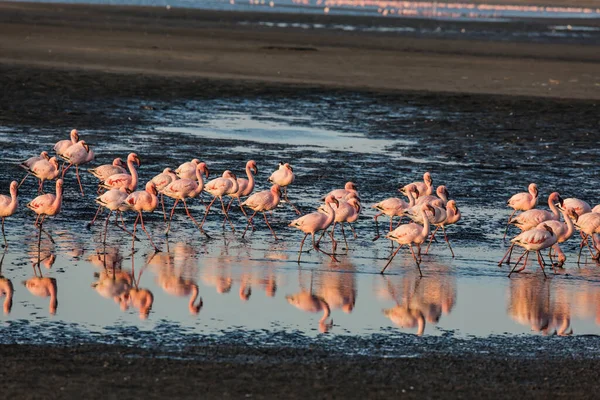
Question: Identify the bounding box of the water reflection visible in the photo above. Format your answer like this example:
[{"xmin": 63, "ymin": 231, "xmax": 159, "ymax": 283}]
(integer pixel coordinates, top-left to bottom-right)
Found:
[
  {"xmin": 378, "ymin": 266, "xmax": 456, "ymax": 336},
  {"xmin": 23, "ymin": 255, "xmax": 58, "ymax": 316},
  {"xmin": 0, "ymin": 249, "xmax": 14, "ymax": 314},
  {"xmin": 286, "ymin": 269, "xmax": 334, "ymax": 333},
  {"xmin": 507, "ymin": 277, "xmax": 572, "ymax": 336}
]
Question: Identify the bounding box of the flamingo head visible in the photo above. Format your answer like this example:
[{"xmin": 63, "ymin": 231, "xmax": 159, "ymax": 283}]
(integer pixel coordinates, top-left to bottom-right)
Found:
[
  {"xmin": 247, "ymin": 160, "xmax": 258, "ymax": 175},
  {"xmin": 56, "ymin": 179, "xmax": 64, "ymax": 192},
  {"xmin": 528, "ymin": 183, "xmax": 538, "ymax": 198},
  {"xmin": 191, "ymin": 158, "xmax": 200, "ymax": 165},
  {"xmin": 146, "ymin": 181, "xmax": 158, "ymax": 196},
  {"xmin": 422, "ymin": 204, "xmax": 436, "ymax": 214},
  {"xmin": 542, "ymin": 224, "xmax": 555, "ymax": 236},
  {"xmin": 9, "ymin": 181, "xmax": 18, "ymax": 196},
  {"xmin": 325, "ymin": 194, "xmax": 339, "ymax": 208},
  {"xmin": 437, "ymin": 185, "xmax": 449, "ymax": 199},
  {"xmin": 162, "ymin": 167, "xmax": 173, "ymax": 174},
  {"xmin": 348, "ymin": 197, "xmax": 361, "ymax": 212},
  {"xmin": 223, "ymin": 170, "xmax": 236, "ymax": 180},
  {"xmin": 550, "ymin": 192, "xmax": 563, "ymax": 207},
  {"xmin": 49, "ymin": 157, "xmax": 59, "ymax": 169},
  {"xmin": 284, "ymin": 163, "xmax": 293, "ymax": 172},
  {"xmin": 424, "ymin": 172, "xmax": 433, "ymax": 186},
  {"xmin": 198, "ymin": 162, "xmax": 210, "ymax": 178},
  {"xmin": 41, "ymin": 151, "xmax": 50, "ymax": 161},
  {"xmin": 128, "ymin": 153, "xmax": 141, "ymax": 167},
  {"xmin": 70, "ymin": 129, "xmax": 79, "ymax": 142},
  {"xmin": 345, "ymin": 181, "xmax": 357, "ymax": 191},
  {"xmin": 113, "ymin": 157, "xmax": 125, "ymax": 167},
  {"xmin": 567, "ymin": 208, "xmax": 579, "ymax": 222},
  {"xmin": 271, "ymin": 184, "xmax": 282, "ymax": 197},
  {"xmin": 447, "ymin": 200, "xmax": 458, "ymax": 213}
]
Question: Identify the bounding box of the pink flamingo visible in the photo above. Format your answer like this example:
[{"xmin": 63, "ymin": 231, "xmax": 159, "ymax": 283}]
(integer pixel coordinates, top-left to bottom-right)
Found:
[
  {"xmin": 401, "ymin": 172, "xmax": 433, "ymax": 199},
  {"xmin": 508, "ymin": 224, "xmax": 557, "ymax": 278},
  {"xmin": 269, "ymin": 162, "xmax": 300, "ymax": 214},
  {"xmin": 593, "ymin": 204, "xmax": 600, "ymax": 214},
  {"xmin": 202, "ymin": 170, "xmax": 239, "ymax": 233},
  {"xmin": 94, "ymin": 187, "xmax": 134, "ymax": 243},
  {"xmin": 317, "ymin": 196, "xmax": 361, "ymax": 251},
  {"xmin": 537, "ymin": 207, "xmax": 576, "ymax": 268},
  {"xmin": 162, "ymin": 162, "xmax": 210, "ymax": 237},
  {"xmin": 573, "ymin": 212, "xmax": 600, "ymax": 264},
  {"xmin": 53, "ymin": 129, "xmax": 79, "ymax": 156},
  {"xmin": 414, "ymin": 185, "xmax": 450, "ymax": 207},
  {"xmin": 499, "ymin": 192, "xmax": 563, "ymax": 265},
  {"xmin": 424, "ymin": 200, "xmax": 462, "ymax": 257},
  {"xmin": 0, "ymin": 181, "xmax": 18, "ymax": 247},
  {"xmin": 562, "ymin": 197, "xmax": 591, "ymax": 217},
  {"xmin": 372, "ymin": 184, "xmax": 419, "ymax": 241},
  {"xmin": 60, "ymin": 140, "xmax": 94, "ymax": 196},
  {"xmin": 88, "ymin": 157, "xmax": 127, "ymax": 181},
  {"xmin": 123, "ymin": 181, "xmax": 160, "ymax": 252},
  {"xmin": 151, "ymin": 167, "xmax": 179, "ymax": 221},
  {"xmin": 99, "ymin": 153, "xmax": 140, "ymax": 193},
  {"xmin": 381, "ymin": 204, "xmax": 436, "ymax": 276},
  {"xmin": 241, "ymin": 184, "xmax": 282, "ymax": 239},
  {"xmin": 289, "ymin": 194, "xmax": 339, "ymax": 263},
  {"xmin": 27, "ymin": 179, "xmax": 64, "ymax": 239},
  {"xmin": 18, "ymin": 151, "xmax": 50, "ymax": 187},
  {"xmin": 504, "ymin": 183, "xmax": 538, "ymax": 239},
  {"xmin": 175, "ymin": 159, "xmax": 200, "ymax": 180},
  {"xmin": 29, "ymin": 157, "xmax": 60, "ymax": 193},
  {"xmin": 226, "ymin": 160, "xmax": 258, "ymax": 217},
  {"xmin": 322, "ymin": 182, "xmax": 359, "ymax": 201}
]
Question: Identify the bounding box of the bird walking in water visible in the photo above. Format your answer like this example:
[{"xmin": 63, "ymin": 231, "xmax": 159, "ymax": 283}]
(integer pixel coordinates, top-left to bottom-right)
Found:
[
  {"xmin": 88, "ymin": 157, "xmax": 128, "ymax": 182},
  {"xmin": 322, "ymin": 182, "xmax": 359, "ymax": 201},
  {"xmin": 381, "ymin": 204, "xmax": 436, "ymax": 276},
  {"xmin": 504, "ymin": 183, "xmax": 538, "ymax": 239},
  {"xmin": 241, "ymin": 184, "xmax": 282, "ymax": 240},
  {"xmin": 162, "ymin": 162, "xmax": 210, "ymax": 237},
  {"xmin": 122, "ymin": 181, "xmax": 160, "ymax": 252},
  {"xmin": 176, "ymin": 159, "xmax": 201, "ymax": 180},
  {"xmin": 317, "ymin": 195, "xmax": 361, "ymax": 253},
  {"xmin": 60, "ymin": 140, "xmax": 94, "ymax": 196},
  {"xmin": 0, "ymin": 181, "xmax": 19, "ymax": 247},
  {"xmin": 27, "ymin": 179, "xmax": 64, "ymax": 263},
  {"xmin": 151, "ymin": 167, "xmax": 179, "ymax": 221},
  {"xmin": 508, "ymin": 224, "xmax": 557, "ymax": 278},
  {"xmin": 401, "ymin": 172, "xmax": 433, "ymax": 199},
  {"xmin": 269, "ymin": 162, "xmax": 300, "ymax": 214},
  {"xmin": 99, "ymin": 153, "xmax": 140, "ymax": 193},
  {"xmin": 424, "ymin": 200, "xmax": 462, "ymax": 257},
  {"xmin": 372, "ymin": 184, "xmax": 419, "ymax": 241},
  {"xmin": 29, "ymin": 157, "xmax": 60, "ymax": 194},
  {"xmin": 202, "ymin": 170, "xmax": 239, "ymax": 233},
  {"xmin": 19, "ymin": 151, "xmax": 50, "ymax": 187},
  {"xmin": 289, "ymin": 195, "xmax": 339, "ymax": 263},
  {"xmin": 226, "ymin": 160, "xmax": 258, "ymax": 217},
  {"xmin": 53, "ymin": 129, "xmax": 79, "ymax": 158},
  {"xmin": 94, "ymin": 187, "xmax": 135, "ymax": 243}
]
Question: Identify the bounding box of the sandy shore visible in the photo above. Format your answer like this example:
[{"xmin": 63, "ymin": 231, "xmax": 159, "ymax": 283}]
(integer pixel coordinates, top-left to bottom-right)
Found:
[{"xmin": 1, "ymin": 2, "xmax": 599, "ymax": 99}]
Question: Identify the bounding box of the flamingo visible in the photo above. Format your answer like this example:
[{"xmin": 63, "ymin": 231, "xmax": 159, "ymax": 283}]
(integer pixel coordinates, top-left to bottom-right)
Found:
[
  {"xmin": 317, "ymin": 196, "xmax": 361, "ymax": 252},
  {"xmin": 537, "ymin": 207, "xmax": 576, "ymax": 268},
  {"xmin": 162, "ymin": 162, "xmax": 210, "ymax": 237},
  {"xmin": 562, "ymin": 197, "xmax": 591, "ymax": 218},
  {"xmin": 176, "ymin": 159, "xmax": 201, "ymax": 180},
  {"xmin": 53, "ymin": 129, "xmax": 79, "ymax": 157},
  {"xmin": 322, "ymin": 182, "xmax": 359, "ymax": 201},
  {"xmin": 240, "ymin": 184, "xmax": 282, "ymax": 239},
  {"xmin": 593, "ymin": 204, "xmax": 600, "ymax": 214},
  {"xmin": 508, "ymin": 224, "xmax": 557, "ymax": 278},
  {"xmin": 151, "ymin": 167, "xmax": 179, "ymax": 221},
  {"xmin": 424, "ymin": 200, "xmax": 462, "ymax": 257},
  {"xmin": 29, "ymin": 156, "xmax": 60, "ymax": 193},
  {"xmin": 23, "ymin": 276, "xmax": 58, "ymax": 315},
  {"xmin": 381, "ymin": 204, "xmax": 436, "ymax": 276},
  {"xmin": 372, "ymin": 184, "xmax": 419, "ymax": 241},
  {"xmin": 99, "ymin": 153, "xmax": 140, "ymax": 193},
  {"xmin": 60, "ymin": 140, "xmax": 94, "ymax": 196},
  {"xmin": 414, "ymin": 185, "xmax": 450, "ymax": 207},
  {"xmin": 504, "ymin": 183, "xmax": 538, "ymax": 239},
  {"xmin": 201, "ymin": 170, "xmax": 239, "ymax": 232},
  {"xmin": 401, "ymin": 172, "xmax": 433, "ymax": 199},
  {"xmin": 499, "ymin": 192, "xmax": 563, "ymax": 265},
  {"xmin": 27, "ymin": 179, "xmax": 64, "ymax": 247},
  {"xmin": 0, "ymin": 181, "xmax": 18, "ymax": 247},
  {"xmin": 94, "ymin": 187, "xmax": 133, "ymax": 243},
  {"xmin": 226, "ymin": 160, "xmax": 258, "ymax": 217},
  {"xmin": 122, "ymin": 181, "xmax": 160, "ymax": 251},
  {"xmin": 88, "ymin": 157, "xmax": 127, "ymax": 181},
  {"xmin": 573, "ymin": 212, "xmax": 600, "ymax": 264},
  {"xmin": 269, "ymin": 162, "xmax": 300, "ymax": 214},
  {"xmin": 18, "ymin": 151, "xmax": 50, "ymax": 187},
  {"xmin": 288, "ymin": 194, "xmax": 339, "ymax": 263}
]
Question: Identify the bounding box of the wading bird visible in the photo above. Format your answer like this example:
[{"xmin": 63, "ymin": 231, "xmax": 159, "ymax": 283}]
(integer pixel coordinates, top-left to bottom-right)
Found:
[
  {"xmin": 151, "ymin": 167, "xmax": 179, "ymax": 221},
  {"xmin": 61, "ymin": 140, "xmax": 94, "ymax": 195},
  {"xmin": 29, "ymin": 157, "xmax": 60, "ymax": 193},
  {"xmin": 241, "ymin": 184, "xmax": 282, "ymax": 240},
  {"xmin": 202, "ymin": 170, "xmax": 239, "ymax": 233},
  {"xmin": 317, "ymin": 195, "xmax": 361, "ymax": 252},
  {"xmin": 53, "ymin": 129, "xmax": 79, "ymax": 157},
  {"xmin": 424, "ymin": 200, "xmax": 462, "ymax": 257},
  {"xmin": 322, "ymin": 182, "xmax": 359, "ymax": 201},
  {"xmin": 19, "ymin": 151, "xmax": 50, "ymax": 187},
  {"xmin": 0, "ymin": 181, "xmax": 18, "ymax": 247},
  {"xmin": 226, "ymin": 160, "xmax": 258, "ymax": 217},
  {"xmin": 176, "ymin": 159, "xmax": 201, "ymax": 180},
  {"xmin": 508, "ymin": 224, "xmax": 557, "ymax": 278},
  {"xmin": 123, "ymin": 181, "xmax": 160, "ymax": 252},
  {"xmin": 99, "ymin": 153, "xmax": 140, "ymax": 193},
  {"xmin": 269, "ymin": 162, "xmax": 300, "ymax": 214},
  {"xmin": 88, "ymin": 157, "xmax": 127, "ymax": 181},
  {"xmin": 504, "ymin": 183, "xmax": 538, "ymax": 239},
  {"xmin": 27, "ymin": 179, "xmax": 64, "ymax": 246},
  {"xmin": 372, "ymin": 184, "xmax": 419, "ymax": 241},
  {"xmin": 401, "ymin": 172, "xmax": 433, "ymax": 199}
]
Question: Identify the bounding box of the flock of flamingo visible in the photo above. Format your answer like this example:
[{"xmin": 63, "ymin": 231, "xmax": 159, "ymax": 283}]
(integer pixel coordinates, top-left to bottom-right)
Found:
[{"xmin": 1, "ymin": 128, "xmax": 600, "ymax": 278}]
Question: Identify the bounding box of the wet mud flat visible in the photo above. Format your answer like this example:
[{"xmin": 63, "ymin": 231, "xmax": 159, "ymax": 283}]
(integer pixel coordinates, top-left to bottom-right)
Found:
[{"xmin": 1, "ymin": 64, "xmax": 600, "ymax": 397}]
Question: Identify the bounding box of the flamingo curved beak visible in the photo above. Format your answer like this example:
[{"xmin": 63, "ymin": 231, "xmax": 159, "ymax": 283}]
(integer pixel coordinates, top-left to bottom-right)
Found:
[{"xmin": 252, "ymin": 165, "xmax": 258, "ymax": 175}]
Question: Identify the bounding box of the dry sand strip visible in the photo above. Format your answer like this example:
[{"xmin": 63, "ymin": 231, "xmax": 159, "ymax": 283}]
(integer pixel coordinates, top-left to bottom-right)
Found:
[{"xmin": 0, "ymin": 2, "xmax": 599, "ymax": 100}]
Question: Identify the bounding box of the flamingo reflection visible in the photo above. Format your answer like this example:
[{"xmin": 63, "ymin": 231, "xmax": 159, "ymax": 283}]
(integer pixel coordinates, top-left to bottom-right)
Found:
[
  {"xmin": 0, "ymin": 249, "xmax": 14, "ymax": 314},
  {"xmin": 508, "ymin": 276, "xmax": 572, "ymax": 336},
  {"xmin": 286, "ymin": 270, "xmax": 333, "ymax": 333},
  {"xmin": 316, "ymin": 260, "xmax": 356, "ymax": 314},
  {"xmin": 23, "ymin": 262, "xmax": 58, "ymax": 315}
]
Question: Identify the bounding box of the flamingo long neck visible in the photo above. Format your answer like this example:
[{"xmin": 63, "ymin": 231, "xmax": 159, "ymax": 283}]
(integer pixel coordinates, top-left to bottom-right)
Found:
[
  {"xmin": 407, "ymin": 190, "xmax": 417, "ymax": 207},
  {"xmin": 561, "ymin": 211, "xmax": 575, "ymax": 241},
  {"xmin": 194, "ymin": 168, "xmax": 205, "ymax": 196},
  {"xmin": 10, "ymin": 188, "xmax": 18, "ymax": 212},
  {"xmin": 324, "ymin": 202, "xmax": 336, "ymax": 228},
  {"xmin": 53, "ymin": 185, "xmax": 63, "ymax": 213},
  {"xmin": 529, "ymin": 188, "xmax": 538, "ymax": 207},
  {"xmin": 246, "ymin": 165, "xmax": 255, "ymax": 194},
  {"xmin": 230, "ymin": 176, "xmax": 239, "ymax": 194},
  {"xmin": 419, "ymin": 208, "xmax": 431, "ymax": 241},
  {"xmin": 439, "ymin": 190, "xmax": 448, "ymax": 204},
  {"xmin": 319, "ymin": 299, "xmax": 331, "ymax": 324},
  {"xmin": 548, "ymin": 197, "xmax": 559, "ymax": 218},
  {"xmin": 128, "ymin": 160, "xmax": 139, "ymax": 191}
]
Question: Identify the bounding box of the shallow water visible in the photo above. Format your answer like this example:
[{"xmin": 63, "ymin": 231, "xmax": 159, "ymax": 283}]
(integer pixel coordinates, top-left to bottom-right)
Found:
[{"xmin": 1, "ymin": 93, "xmax": 600, "ymax": 353}]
